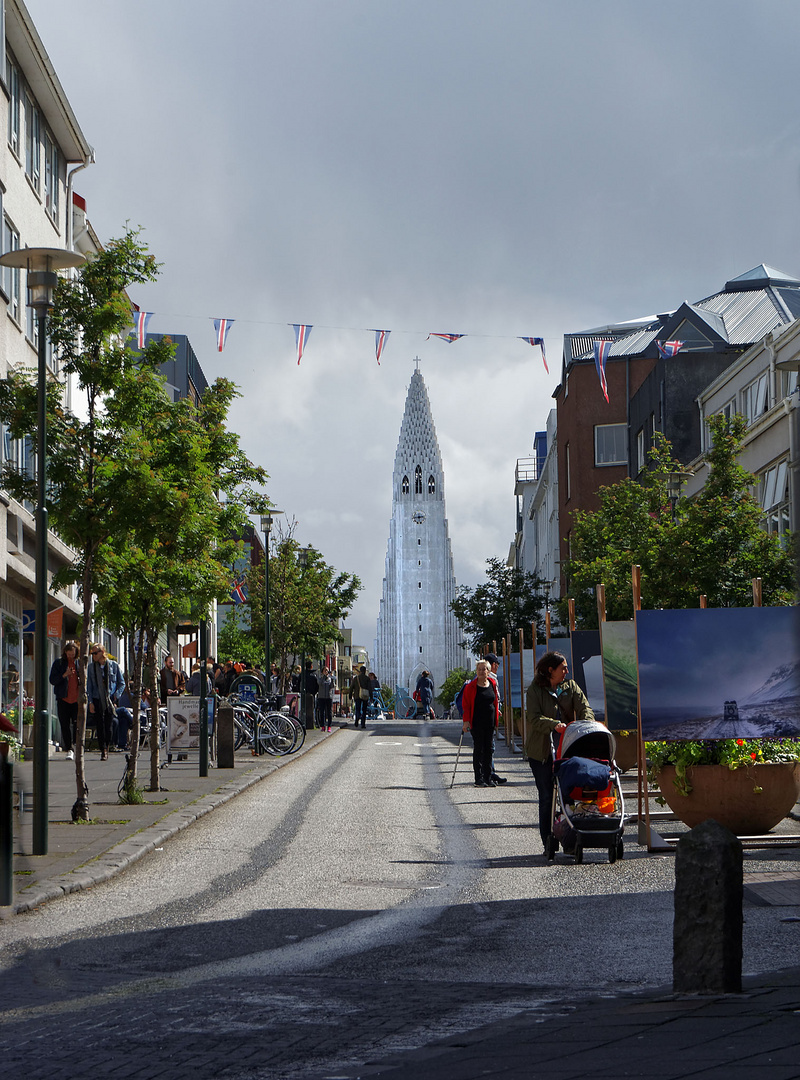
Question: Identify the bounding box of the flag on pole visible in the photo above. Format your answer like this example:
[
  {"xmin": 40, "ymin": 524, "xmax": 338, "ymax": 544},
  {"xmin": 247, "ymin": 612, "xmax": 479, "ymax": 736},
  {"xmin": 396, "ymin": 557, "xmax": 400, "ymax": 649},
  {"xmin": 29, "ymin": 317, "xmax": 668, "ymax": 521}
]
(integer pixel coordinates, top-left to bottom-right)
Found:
[
  {"xmin": 426, "ymin": 333, "xmax": 465, "ymax": 343},
  {"xmin": 231, "ymin": 576, "xmax": 248, "ymax": 604},
  {"xmin": 213, "ymin": 318, "xmax": 234, "ymax": 352},
  {"xmin": 293, "ymin": 323, "xmax": 313, "ymax": 364},
  {"xmin": 371, "ymin": 329, "xmax": 390, "ymax": 365},
  {"xmin": 656, "ymin": 339, "xmax": 684, "ymax": 359},
  {"xmin": 593, "ymin": 340, "xmax": 612, "ymax": 403},
  {"xmin": 519, "ymin": 336, "xmax": 548, "ymax": 373},
  {"xmin": 131, "ymin": 310, "xmax": 153, "ymax": 349}
]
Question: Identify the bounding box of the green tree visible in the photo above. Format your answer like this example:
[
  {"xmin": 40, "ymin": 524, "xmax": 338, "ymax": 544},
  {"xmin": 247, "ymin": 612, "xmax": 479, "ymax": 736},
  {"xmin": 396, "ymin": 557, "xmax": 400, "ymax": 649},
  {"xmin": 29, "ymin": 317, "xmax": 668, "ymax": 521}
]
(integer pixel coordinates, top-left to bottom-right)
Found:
[
  {"xmin": 450, "ymin": 557, "xmax": 544, "ymax": 654},
  {"xmin": 564, "ymin": 416, "xmax": 794, "ymax": 625},
  {"xmin": 436, "ymin": 666, "xmax": 475, "ymax": 710},
  {"xmin": 0, "ymin": 230, "xmax": 174, "ymax": 816},
  {"xmin": 94, "ymin": 375, "xmax": 268, "ymax": 793}
]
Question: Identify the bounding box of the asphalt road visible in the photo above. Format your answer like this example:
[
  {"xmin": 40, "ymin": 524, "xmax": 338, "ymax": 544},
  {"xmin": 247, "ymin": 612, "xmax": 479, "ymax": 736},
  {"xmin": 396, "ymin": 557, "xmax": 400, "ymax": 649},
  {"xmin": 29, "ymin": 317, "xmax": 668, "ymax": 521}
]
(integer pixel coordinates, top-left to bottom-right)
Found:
[{"xmin": 0, "ymin": 720, "xmax": 797, "ymax": 1079}]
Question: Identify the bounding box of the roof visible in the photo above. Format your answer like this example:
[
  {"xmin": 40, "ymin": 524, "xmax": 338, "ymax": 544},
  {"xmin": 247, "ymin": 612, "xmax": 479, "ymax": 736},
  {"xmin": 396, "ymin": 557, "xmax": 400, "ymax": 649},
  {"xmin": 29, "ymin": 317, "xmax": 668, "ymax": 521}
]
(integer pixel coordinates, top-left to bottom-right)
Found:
[{"xmin": 564, "ymin": 265, "xmax": 800, "ymax": 367}]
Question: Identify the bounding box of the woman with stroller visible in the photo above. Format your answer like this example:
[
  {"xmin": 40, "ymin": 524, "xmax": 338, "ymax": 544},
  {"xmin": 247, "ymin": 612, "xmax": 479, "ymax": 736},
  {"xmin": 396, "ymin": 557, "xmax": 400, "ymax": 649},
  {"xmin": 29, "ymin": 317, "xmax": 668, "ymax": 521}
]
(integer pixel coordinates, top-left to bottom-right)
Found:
[
  {"xmin": 415, "ymin": 670, "xmax": 434, "ymax": 719},
  {"xmin": 525, "ymin": 652, "xmax": 594, "ymax": 854},
  {"xmin": 460, "ymin": 659, "xmax": 500, "ymax": 787}
]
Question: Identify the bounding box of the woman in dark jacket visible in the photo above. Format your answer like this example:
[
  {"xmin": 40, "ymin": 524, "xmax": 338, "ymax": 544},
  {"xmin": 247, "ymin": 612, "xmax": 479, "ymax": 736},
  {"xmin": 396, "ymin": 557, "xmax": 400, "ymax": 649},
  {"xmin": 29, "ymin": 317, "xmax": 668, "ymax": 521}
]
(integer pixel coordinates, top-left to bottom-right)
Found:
[
  {"xmin": 49, "ymin": 640, "xmax": 80, "ymax": 760},
  {"xmin": 415, "ymin": 671, "xmax": 434, "ymax": 718},
  {"xmin": 525, "ymin": 651, "xmax": 594, "ymax": 855},
  {"xmin": 461, "ymin": 660, "xmax": 500, "ymax": 787}
]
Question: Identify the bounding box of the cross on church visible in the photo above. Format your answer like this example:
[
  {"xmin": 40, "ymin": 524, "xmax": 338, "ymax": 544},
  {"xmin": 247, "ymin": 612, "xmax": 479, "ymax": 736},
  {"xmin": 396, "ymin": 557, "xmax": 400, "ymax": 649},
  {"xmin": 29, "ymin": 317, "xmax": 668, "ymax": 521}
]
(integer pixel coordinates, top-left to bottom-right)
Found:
[{"xmin": 413, "ymin": 356, "xmax": 422, "ymax": 372}]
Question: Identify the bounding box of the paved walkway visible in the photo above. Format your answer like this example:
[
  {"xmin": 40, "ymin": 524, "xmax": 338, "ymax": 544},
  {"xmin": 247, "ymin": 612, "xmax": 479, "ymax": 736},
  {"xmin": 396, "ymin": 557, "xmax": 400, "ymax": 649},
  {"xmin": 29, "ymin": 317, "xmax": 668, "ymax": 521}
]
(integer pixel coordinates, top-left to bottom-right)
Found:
[
  {"xmin": 4, "ymin": 723, "xmax": 332, "ymax": 915},
  {"xmin": 2, "ymin": 722, "xmax": 800, "ymax": 1080}
]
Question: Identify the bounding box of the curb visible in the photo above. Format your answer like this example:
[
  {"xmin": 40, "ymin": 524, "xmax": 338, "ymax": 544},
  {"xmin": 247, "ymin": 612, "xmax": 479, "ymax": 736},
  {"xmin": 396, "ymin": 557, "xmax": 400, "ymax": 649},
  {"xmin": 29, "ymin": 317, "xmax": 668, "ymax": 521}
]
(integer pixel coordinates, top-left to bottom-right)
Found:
[{"xmin": 10, "ymin": 733, "xmax": 327, "ymax": 915}]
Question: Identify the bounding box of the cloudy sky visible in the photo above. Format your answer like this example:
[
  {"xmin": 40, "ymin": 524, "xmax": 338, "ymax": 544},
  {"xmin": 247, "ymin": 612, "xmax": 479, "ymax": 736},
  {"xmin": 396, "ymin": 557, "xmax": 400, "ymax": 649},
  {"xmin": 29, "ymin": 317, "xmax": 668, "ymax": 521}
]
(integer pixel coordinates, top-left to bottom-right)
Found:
[{"xmin": 25, "ymin": 0, "xmax": 800, "ymax": 653}]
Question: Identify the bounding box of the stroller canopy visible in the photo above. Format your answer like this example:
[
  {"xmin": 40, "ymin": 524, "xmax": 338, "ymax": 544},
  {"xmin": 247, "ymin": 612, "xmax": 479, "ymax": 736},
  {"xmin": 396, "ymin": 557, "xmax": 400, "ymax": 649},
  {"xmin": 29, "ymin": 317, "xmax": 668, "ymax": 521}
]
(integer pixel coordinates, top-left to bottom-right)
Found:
[{"xmin": 560, "ymin": 719, "xmax": 616, "ymax": 762}]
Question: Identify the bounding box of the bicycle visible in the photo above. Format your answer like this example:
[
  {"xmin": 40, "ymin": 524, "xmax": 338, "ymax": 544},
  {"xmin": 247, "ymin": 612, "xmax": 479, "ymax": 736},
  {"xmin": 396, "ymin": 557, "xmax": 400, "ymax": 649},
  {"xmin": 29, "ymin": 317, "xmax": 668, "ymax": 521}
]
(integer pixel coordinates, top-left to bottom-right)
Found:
[{"xmin": 228, "ymin": 694, "xmax": 304, "ymax": 755}]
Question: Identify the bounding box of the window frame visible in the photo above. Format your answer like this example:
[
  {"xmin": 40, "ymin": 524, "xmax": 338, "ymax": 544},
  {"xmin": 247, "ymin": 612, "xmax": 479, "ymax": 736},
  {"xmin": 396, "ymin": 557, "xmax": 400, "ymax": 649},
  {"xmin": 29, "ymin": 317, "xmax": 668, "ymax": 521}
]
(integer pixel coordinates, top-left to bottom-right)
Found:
[{"xmin": 594, "ymin": 423, "xmax": 628, "ymax": 467}]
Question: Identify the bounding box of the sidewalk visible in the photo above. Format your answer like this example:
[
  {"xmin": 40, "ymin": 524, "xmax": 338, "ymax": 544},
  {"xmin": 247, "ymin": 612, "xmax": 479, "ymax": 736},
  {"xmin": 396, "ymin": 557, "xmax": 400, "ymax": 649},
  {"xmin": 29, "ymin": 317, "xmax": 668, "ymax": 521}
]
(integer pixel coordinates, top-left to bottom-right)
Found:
[{"xmin": 4, "ymin": 724, "xmax": 333, "ymax": 915}]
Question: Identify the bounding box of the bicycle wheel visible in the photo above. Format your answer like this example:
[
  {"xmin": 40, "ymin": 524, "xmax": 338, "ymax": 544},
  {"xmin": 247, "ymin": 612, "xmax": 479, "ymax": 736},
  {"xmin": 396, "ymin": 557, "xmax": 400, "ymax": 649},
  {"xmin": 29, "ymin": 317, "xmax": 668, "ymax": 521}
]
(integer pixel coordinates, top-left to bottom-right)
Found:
[
  {"xmin": 257, "ymin": 712, "xmax": 297, "ymax": 756},
  {"xmin": 233, "ymin": 708, "xmax": 253, "ymax": 750},
  {"xmin": 286, "ymin": 713, "xmax": 305, "ymax": 752}
]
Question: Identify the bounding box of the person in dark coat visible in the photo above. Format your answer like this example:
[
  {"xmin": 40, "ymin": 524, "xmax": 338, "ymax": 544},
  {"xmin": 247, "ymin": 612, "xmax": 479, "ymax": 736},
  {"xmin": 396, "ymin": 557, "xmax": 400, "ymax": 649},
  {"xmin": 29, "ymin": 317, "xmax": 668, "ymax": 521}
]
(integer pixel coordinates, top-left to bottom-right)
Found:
[
  {"xmin": 415, "ymin": 670, "xmax": 434, "ymax": 718},
  {"xmin": 49, "ymin": 640, "xmax": 80, "ymax": 760}
]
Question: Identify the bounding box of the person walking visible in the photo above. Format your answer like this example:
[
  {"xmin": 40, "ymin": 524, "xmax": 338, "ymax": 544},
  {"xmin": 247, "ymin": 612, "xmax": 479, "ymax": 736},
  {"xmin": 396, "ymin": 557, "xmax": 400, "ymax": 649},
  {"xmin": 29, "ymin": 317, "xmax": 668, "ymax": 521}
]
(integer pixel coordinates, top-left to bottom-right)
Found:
[
  {"xmin": 483, "ymin": 653, "xmax": 508, "ymax": 785},
  {"xmin": 316, "ymin": 666, "xmax": 336, "ymax": 731},
  {"xmin": 525, "ymin": 651, "xmax": 595, "ymax": 855},
  {"xmin": 460, "ymin": 659, "xmax": 500, "ymax": 787},
  {"xmin": 160, "ymin": 655, "xmax": 181, "ymax": 702},
  {"xmin": 49, "ymin": 640, "xmax": 80, "ymax": 761},
  {"xmin": 415, "ymin": 670, "xmax": 434, "ymax": 719},
  {"xmin": 303, "ymin": 659, "xmax": 319, "ymax": 729},
  {"xmin": 86, "ymin": 643, "xmax": 126, "ymax": 760},
  {"xmin": 354, "ymin": 666, "xmax": 371, "ymax": 728}
]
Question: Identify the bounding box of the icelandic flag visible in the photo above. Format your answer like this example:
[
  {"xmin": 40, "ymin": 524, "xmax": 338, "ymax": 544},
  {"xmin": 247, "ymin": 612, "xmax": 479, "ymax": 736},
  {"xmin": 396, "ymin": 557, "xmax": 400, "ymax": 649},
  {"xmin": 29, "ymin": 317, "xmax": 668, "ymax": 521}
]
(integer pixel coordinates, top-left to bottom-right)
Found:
[
  {"xmin": 593, "ymin": 340, "xmax": 612, "ymax": 403},
  {"xmin": 231, "ymin": 576, "xmax": 248, "ymax": 604},
  {"xmin": 293, "ymin": 323, "xmax": 312, "ymax": 364},
  {"xmin": 371, "ymin": 329, "xmax": 390, "ymax": 365},
  {"xmin": 214, "ymin": 318, "xmax": 234, "ymax": 352},
  {"xmin": 657, "ymin": 340, "xmax": 683, "ymax": 359},
  {"xmin": 131, "ymin": 310, "xmax": 153, "ymax": 349},
  {"xmin": 519, "ymin": 336, "xmax": 548, "ymax": 373},
  {"xmin": 426, "ymin": 333, "xmax": 465, "ymax": 343}
]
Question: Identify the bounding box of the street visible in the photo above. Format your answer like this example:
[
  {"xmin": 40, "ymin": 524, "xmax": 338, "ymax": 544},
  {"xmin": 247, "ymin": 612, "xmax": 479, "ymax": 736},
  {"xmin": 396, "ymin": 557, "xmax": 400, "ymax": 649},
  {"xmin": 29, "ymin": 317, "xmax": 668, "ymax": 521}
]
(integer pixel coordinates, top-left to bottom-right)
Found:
[{"xmin": 0, "ymin": 720, "xmax": 798, "ymax": 1080}]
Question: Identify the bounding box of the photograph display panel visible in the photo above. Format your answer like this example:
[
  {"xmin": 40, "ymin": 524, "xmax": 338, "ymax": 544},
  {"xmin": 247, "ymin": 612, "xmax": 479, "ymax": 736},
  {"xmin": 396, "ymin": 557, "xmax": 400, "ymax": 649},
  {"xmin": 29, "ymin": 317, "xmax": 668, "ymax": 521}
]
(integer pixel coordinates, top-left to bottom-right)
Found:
[
  {"xmin": 636, "ymin": 607, "xmax": 800, "ymax": 740},
  {"xmin": 600, "ymin": 621, "xmax": 638, "ymax": 731},
  {"xmin": 569, "ymin": 630, "xmax": 604, "ymax": 724}
]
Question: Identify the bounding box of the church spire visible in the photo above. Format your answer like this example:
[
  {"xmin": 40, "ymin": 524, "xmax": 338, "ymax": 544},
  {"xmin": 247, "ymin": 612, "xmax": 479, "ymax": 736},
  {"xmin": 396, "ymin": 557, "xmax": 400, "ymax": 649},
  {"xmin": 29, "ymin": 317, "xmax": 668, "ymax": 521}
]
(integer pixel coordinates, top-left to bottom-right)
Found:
[{"xmin": 393, "ymin": 367, "xmax": 445, "ymax": 503}]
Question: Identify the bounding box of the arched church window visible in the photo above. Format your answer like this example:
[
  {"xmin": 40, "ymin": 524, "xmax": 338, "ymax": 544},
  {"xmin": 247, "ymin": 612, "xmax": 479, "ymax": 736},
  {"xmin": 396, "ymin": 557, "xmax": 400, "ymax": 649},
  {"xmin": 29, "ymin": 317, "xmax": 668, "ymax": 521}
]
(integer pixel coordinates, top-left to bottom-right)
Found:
[
  {"xmin": 428, "ymin": 475, "xmax": 435, "ymax": 494},
  {"xmin": 402, "ymin": 475, "xmax": 409, "ymax": 494},
  {"xmin": 414, "ymin": 466, "xmax": 422, "ymax": 494}
]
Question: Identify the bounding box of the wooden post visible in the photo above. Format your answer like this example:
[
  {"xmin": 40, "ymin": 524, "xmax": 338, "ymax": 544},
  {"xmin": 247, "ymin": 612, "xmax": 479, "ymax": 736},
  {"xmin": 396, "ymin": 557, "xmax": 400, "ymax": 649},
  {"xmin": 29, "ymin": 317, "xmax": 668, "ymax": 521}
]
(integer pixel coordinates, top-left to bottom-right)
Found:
[
  {"xmin": 596, "ymin": 583, "xmax": 606, "ymax": 625},
  {"xmin": 700, "ymin": 595, "xmax": 707, "ymax": 608},
  {"xmin": 568, "ymin": 598, "xmax": 576, "ymax": 632},
  {"xmin": 501, "ymin": 637, "xmax": 509, "ymax": 745},
  {"xmin": 531, "ymin": 623, "xmax": 537, "ymax": 670},
  {"xmin": 545, "ymin": 609, "xmax": 551, "ymax": 647},
  {"xmin": 752, "ymin": 577, "xmax": 762, "ymax": 606}
]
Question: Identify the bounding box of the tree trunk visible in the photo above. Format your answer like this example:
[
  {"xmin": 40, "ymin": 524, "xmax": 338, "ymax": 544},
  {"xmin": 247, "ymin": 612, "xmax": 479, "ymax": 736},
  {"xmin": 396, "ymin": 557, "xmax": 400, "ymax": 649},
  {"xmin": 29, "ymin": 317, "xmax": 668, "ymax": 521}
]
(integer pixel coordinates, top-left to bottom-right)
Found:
[
  {"xmin": 146, "ymin": 627, "xmax": 160, "ymax": 792},
  {"xmin": 123, "ymin": 615, "xmax": 147, "ymax": 793}
]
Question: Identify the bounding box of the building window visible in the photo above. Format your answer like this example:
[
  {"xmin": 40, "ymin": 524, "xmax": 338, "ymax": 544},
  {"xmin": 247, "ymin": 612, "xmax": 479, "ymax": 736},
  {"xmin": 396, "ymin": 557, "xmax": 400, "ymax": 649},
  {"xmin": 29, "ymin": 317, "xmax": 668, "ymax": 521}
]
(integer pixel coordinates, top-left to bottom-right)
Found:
[
  {"xmin": 758, "ymin": 459, "xmax": 790, "ymax": 542},
  {"xmin": 44, "ymin": 131, "xmax": 59, "ymax": 220},
  {"xmin": 742, "ymin": 373, "xmax": 769, "ymax": 425},
  {"xmin": 428, "ymin": 474, "xmax": 435, "ymax": 494},
  {"xmin": 779, "ymin": 368, "xmax": 798, "ymax": 399},
  {"xmin": 636, "ymin": 428, "xmax": 646, "ymax": 475},
  {"xmin": 7, "ymin": 53, "xmax": 20, "ymax": 155},
  {"xmin": 414, "ymin": 465, "xmax": 422, "ymax": 494},
  {"xmin": 25, "ymin": 92, "xmax": 41, "ymax": 190},
  {"xmin": 594, "ymin": 423, "xmax": 627, "ymax": 466},
  {"xmin": 401, "ymin": 475, "xmax": 409, "ymax": 494},
  {"xmin": 3, "ymin": 217, "xmax": 20, "ymax": 322}
]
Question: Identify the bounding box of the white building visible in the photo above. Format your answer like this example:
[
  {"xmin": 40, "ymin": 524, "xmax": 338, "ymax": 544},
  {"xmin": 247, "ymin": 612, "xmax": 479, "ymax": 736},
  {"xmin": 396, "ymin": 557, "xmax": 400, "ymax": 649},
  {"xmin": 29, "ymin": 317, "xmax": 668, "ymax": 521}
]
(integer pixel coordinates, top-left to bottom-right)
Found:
[
  {"xmin": 0, "ymin": 1, "xmax": 94, "ymax": 725},
  {"xmin": 688, "ymin": 318, "xmax": 799, "ymax": 544},
  {"xmin": 512, "ymin": 409, "xmax": 561, "ymax": 608},
  {"xmin": 374, "ymin": 366, "xmax": 466, "ymax": 695}
]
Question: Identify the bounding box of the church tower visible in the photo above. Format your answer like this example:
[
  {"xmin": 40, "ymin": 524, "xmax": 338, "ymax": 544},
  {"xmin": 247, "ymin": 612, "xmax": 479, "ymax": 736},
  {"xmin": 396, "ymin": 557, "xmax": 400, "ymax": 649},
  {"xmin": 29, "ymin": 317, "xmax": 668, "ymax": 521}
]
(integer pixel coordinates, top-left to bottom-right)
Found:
[{"xmin": 375, "ymin": 365, "xmax": 465, "ymax": 695}]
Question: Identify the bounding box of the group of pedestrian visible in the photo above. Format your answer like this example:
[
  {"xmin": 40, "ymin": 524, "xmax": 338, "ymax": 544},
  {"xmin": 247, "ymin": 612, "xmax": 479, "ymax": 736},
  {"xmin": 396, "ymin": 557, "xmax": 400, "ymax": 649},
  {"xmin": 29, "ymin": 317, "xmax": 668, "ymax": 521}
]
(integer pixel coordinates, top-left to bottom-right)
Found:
[{"xmin": 459, "ymin": 649, "xmax": 595, "ymax": 854}]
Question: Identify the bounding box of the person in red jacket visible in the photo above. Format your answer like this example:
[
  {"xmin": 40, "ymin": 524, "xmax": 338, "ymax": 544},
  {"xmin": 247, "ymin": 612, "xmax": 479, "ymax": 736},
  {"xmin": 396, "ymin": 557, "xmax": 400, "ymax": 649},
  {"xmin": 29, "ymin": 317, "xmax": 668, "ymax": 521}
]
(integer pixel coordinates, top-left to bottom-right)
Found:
[{"xmin": 461, "ymin": 659, "xmax": 500, "ymax": 788}]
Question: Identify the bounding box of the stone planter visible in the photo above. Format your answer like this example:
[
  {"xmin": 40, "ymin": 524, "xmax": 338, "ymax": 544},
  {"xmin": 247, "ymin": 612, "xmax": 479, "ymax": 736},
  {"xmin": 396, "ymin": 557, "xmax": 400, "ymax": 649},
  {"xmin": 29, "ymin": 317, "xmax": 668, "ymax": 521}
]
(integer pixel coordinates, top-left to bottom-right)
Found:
[
  {"xmin": 657, "ymin": 762, "xmax": 800, "ymax": 835},
  {"xmin": 611, "ymin": 732, "xmax": 639, "ymax": 773}
]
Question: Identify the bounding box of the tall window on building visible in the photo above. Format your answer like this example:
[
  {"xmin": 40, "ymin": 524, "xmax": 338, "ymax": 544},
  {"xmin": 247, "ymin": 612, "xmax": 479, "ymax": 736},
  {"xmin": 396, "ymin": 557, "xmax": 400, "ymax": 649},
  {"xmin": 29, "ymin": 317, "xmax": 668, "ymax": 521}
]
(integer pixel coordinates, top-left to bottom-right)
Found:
[
  {"xmin": 401, "ymin": 475, "xmax": 409, "ymax": 494},
  {"xmin": 2, "ymin": 217, "xmax": 20, "ymax": 322},
  {"xmin": 594, "ymin": 423, "xmax": 627, "ymax": 466},
  {"xmin": 636, "ymin": 428, "xmax": 646, "ymax": 475},
  {"xmin": 414, "ymin": 465, "xmax": 422, "ymax": 494},
  {"xmin": 24, "ymin": 92, "xmax": 40, "ymax": 190},
  {"xmin": 742, "ymin": 373, "xmax": 769, "ymax": 425},
  {"xmin": 564, "ymin": 442, "xmax": 571, "ymax": 501},
  {"xmin": 44, "ymin": 130, "xmax": 59, "ymax": 221},
  {"xmin": 428, "ymin": 474, "xmax": 435, "ymax": 494},
  {"xmin": 6, "ymin": 53, "xmax": 20, "ymax": 155},
  {"xmin": 758, "ymin": 459, "xmax": 790, "ymax": 543}
]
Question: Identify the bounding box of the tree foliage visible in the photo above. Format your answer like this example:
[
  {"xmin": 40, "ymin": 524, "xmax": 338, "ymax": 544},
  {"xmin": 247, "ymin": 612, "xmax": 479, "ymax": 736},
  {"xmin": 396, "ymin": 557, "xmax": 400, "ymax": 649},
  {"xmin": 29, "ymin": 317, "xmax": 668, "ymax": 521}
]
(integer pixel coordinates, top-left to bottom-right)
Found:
[
  {"xmin": 563, "ymin": 416, "xmax": 795, "ymax": 626},
  {"xmin": 436, "ymin": 666, "xmax": 475, "ymax": 709},
  {"xmin": 450, "ymin": 557, "xmax": 544, "ymax": 654}
]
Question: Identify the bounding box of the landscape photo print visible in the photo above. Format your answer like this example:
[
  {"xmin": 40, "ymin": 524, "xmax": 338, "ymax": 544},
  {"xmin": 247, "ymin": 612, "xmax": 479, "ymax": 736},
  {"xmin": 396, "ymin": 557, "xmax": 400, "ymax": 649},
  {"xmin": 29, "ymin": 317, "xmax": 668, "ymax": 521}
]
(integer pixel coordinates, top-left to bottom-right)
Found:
[{"xmin": 636, "ymin": 606, "xmax": 800, "ymax": 740}]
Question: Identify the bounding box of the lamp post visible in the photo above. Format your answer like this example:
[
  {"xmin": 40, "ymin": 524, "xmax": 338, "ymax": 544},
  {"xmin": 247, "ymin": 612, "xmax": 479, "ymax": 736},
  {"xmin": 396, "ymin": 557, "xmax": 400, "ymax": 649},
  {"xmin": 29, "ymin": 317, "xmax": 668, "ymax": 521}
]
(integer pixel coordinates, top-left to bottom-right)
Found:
[
  {"xmin": 297, "ymin": 545, "xmax": 312, "ymax": 728},
  {"xmin": 0, "ymin": 247, "xmax": 84, "ymax": 855},
  {"xmin": 775, "ymin": 353, "xmax": 800, "ymax": 594},
  {"xmin": 666, "ymin": 469, "xmax": 691, "ymax": 519},
  {"xmin": 259, "ymin": 512, "xmax": 282, "ymax": 689}
]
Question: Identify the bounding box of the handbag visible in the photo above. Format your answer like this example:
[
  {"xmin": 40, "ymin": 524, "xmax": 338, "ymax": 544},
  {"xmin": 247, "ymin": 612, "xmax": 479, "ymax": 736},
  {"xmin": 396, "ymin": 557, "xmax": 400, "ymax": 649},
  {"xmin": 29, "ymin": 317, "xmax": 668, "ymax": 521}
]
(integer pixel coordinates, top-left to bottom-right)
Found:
[
  {"xmin": 413, "ymin": 690, "xmax": 421, "ymax": 702},
  {"xmin": 359, "ymin": 686, "xmax": 370, "ymax": 701}
]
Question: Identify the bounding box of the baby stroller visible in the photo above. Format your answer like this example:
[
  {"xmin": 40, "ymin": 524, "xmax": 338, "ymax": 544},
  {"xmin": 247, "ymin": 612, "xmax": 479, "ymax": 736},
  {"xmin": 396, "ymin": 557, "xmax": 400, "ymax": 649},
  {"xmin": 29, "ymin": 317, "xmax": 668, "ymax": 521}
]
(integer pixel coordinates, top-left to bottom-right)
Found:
[{"xmin": 546, "ymin": 719, "xmax": 625, "ymax": 864}]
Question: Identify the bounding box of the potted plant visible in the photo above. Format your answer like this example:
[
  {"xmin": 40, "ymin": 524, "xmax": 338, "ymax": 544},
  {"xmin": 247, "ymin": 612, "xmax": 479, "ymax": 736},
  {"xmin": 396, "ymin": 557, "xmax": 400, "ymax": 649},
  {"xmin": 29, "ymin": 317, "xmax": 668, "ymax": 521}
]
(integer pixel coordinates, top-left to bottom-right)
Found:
[
  {"xmin": 0, "ymin": 711, "xmax": 22, "ymax": 761},
  {"xmin": 646, "ymin": 738, "xmax": 800, "ymax": 835}
]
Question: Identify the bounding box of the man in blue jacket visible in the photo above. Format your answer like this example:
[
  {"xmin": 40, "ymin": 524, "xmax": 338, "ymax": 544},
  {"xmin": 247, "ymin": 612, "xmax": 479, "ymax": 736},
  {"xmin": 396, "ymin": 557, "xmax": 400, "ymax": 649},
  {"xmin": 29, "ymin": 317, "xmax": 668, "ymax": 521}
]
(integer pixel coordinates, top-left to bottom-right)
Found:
[{"xmin": 86, "ymin": 643, "xmax": 126, "ymax": 760}]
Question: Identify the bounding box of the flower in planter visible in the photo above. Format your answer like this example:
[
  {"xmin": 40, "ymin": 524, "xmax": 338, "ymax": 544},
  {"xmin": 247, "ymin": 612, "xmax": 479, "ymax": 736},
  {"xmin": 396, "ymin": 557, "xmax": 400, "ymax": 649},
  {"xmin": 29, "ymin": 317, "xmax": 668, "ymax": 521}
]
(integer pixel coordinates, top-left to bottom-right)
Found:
[{"xmin": 646, "ymin": 737, "xmax": 800, "ymax": 798}]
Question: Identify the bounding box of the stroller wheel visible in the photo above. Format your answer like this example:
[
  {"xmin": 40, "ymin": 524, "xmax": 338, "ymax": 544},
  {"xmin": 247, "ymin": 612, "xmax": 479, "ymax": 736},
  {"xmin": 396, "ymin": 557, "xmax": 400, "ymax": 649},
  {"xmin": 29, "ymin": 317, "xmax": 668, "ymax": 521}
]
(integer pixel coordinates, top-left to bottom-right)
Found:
[
  {"xmin": 574, "ymin": 839, "xmax": 583, "ymax": 864},
  {"xmin": 616, "ymin": 839, "xmax": 624, "ymax": 861},
  {"xmin": 608, "ymin": 842, "xmax": 617, "ymax": 864}
]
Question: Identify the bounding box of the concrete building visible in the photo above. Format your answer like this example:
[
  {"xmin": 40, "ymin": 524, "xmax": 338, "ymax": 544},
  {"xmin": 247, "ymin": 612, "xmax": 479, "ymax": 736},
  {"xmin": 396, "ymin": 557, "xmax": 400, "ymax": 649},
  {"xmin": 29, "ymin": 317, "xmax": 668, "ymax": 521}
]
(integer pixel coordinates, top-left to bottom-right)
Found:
[
  {"xmin": 374, "ymin": 366, "xmax": 465, "ymax": 696},
  {"xmin": 687, "ymin": 317, "xmax": 800, "ymax": 544},
  {"xmin": 0, "ymin": 1, "xmax": 94, "ymax": 728},
  {"xmin": 513, "ymin": 410, "xmax": 561, "ymax": 613}
]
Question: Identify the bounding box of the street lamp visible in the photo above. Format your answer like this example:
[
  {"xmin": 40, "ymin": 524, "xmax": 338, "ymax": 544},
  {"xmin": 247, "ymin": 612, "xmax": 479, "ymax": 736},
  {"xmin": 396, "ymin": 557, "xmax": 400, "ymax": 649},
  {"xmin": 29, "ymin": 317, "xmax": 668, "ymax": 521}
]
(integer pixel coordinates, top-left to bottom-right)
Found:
[
  {"xmin": 775, "ymin": 352, "xmax": 800, "ymax": 594},
  {"xmin": 259, "ymin": 511, "xmax": 282, "ymax": 691},
  {"xmin": 296, "ymin": 546, "xmax": 312, "ymax": 728},
  {"xmin": 666, "ymin": 469, "xmax": 691, "ymax": 518},
  {"xmin": 0, "ymin": 247, "xmax": 84, "ymax": 855}
]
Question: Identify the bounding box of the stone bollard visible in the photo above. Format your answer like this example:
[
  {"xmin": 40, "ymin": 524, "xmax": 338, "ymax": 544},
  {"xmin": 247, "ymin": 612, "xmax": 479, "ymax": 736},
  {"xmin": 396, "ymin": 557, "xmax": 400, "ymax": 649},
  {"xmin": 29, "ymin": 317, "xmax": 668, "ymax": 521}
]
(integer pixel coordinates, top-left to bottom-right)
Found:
[
  {"xmin": 216, "ymin": 703, "xmax": 235, "ymax": 769},
  {"xmin": 673, "ymin": 818, "xmax": 742, "ymax": 994}
]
